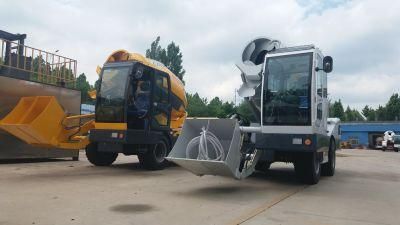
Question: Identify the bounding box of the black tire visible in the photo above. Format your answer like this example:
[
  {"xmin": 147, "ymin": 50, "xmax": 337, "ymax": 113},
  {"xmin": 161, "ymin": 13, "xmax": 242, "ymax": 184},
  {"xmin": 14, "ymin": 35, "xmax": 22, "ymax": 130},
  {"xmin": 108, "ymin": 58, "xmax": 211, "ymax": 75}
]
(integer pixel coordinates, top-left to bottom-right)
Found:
[
  {"xmin": 138, "ymin": 138, "xmax": 169, "ymax": 170},
  {"xmin": 395, "ymin": 148, "xmax": 399, "ymax": 152},
  {"xmin": 294, "ymin": 152, "xmax": 321, "ymax": 185},
  {"xmin": 322, "ymin": 139, "xmax": 336, "ymax": 176},
  {"xmin": 85, "ymin": 143, "xmax": 118, "ymax": 166},
  {"xmin": 382, "ymin": 147, "xmax": 386, "ymax": 151},
  {"xmin": 255, "ymin": 161, "xmax": 271, "ymax": 172}
]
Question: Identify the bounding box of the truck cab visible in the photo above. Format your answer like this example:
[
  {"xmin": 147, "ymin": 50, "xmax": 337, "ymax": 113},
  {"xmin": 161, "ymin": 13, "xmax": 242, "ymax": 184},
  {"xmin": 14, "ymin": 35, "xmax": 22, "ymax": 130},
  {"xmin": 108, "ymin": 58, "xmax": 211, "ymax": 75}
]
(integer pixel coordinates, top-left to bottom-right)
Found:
[
  {"xmin": 87, "ymin": 51, "xmax": 187, "ymax": 170},
  {"xmin": 254, "ymin": 45, "xmax": 338, "ymax": 184},
  {"xmin": 95, "ymin": 61, "xmax": 171, "ymax": 131}
]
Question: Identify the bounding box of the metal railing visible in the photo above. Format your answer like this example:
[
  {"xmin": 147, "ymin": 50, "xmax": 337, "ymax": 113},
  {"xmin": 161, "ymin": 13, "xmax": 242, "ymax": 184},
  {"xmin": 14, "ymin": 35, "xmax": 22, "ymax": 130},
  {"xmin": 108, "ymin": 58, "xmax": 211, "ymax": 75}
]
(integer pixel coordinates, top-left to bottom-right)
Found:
[{"xmin": 0, "ymin": 38, "xmax": 77, "ymax": 88}]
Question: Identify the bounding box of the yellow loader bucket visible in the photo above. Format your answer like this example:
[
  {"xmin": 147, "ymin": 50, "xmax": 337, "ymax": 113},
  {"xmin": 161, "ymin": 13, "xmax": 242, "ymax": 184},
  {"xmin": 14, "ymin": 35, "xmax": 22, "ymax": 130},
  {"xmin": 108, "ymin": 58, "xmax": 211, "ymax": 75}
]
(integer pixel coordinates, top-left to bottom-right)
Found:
[
  {"xmin": 0, "ymin": 95, "xmax": 95, "ymax": 151},
  {"xmin": 0, "ymin": 96, "xmax": 65, "ymax": 147}
]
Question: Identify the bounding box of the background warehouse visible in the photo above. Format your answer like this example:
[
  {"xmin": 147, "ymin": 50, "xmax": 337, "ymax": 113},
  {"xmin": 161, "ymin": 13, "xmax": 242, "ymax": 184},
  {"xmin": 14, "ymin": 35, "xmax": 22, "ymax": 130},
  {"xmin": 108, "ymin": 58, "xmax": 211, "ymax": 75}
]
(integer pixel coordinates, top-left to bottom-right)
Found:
[{"xmin": 340, "ymin": 122, "xmax": 400, "ymax": 149}]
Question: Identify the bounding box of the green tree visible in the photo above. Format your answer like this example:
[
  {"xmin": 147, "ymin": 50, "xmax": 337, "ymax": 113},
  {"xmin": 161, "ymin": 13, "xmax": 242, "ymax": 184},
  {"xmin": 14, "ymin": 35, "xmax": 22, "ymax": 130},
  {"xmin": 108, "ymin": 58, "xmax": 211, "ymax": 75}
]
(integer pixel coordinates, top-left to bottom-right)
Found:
[
  {"xmin": 146, "ymin": 36, "xmax": 186, "ymax": 83},
  {"xmin": 375, "ymin": 105, "xmax": 387, "ymax": 121},
  {"xmin": 221, "ymin": 101, "xmax": 235, "ymax": 117},
  {"xmin": 385, "ymin": 93, "xmax": 400, "ymax": 121},
  {"xmin": 344, "ymin": 106, "xmax": 364, "ymax": 121},
  {"xmin": 330, "ymin": 100, "xmax": 345, "ymax": 121},
  {"xmin": 344, "ymin": 106, "xmax": 354, "ymax": 121},
  {"xmin": 164, "ymin": 42, "xmax": 185, "ymax": 81},
  {"xmin": 362, "ymin": 105, "xmax": 371, "ymax": 119},
  {"xmin": 76, "ymin": 73, "xmax": 92, "ymax": 103},
  {"xmin": 207, "ymin": 97, "xmax": 224, "ymax": 118},
  {"xmin": 358, "ymin": 94, "xmax": 400, "ymax": 121},
  {"xmin": 186, "ymin": 93, "xmax": 208, "ymax": 117},
  {"xmin": 146, "ymin": 36, "xmax": 165, "ymax": 61},
  {"xmin": 362, "ymin": 105, "xmax": 376, "ymax": 121},
  {"xmin": 236, "ymin": 100, "xmax": 256, "ymax": 121}
]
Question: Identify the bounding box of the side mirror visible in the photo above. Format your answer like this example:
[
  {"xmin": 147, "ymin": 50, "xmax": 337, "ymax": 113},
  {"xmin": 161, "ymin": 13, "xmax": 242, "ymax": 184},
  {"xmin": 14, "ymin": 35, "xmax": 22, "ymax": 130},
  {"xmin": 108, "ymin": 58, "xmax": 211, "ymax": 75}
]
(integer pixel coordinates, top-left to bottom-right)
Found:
[{"xmin": 323, "ymin": 56, "xmax": 333, "ymax": 73}]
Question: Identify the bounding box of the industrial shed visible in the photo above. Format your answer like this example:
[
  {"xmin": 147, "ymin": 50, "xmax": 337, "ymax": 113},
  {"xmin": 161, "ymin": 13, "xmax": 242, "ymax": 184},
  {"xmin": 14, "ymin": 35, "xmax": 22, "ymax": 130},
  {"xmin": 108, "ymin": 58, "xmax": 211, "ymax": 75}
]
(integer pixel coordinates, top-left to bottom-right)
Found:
[{"xmin": 340, "ymin": 122, "xmax": 400, "ymax": 148}]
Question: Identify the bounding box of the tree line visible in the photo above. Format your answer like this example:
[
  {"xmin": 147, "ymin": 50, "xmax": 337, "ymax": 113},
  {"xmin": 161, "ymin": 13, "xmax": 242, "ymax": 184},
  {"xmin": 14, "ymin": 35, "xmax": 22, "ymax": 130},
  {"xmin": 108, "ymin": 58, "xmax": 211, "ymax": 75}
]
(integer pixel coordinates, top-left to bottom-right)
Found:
[{"xmin": 330, "ymin": 94, "xmax": 400, "ymax": 122}]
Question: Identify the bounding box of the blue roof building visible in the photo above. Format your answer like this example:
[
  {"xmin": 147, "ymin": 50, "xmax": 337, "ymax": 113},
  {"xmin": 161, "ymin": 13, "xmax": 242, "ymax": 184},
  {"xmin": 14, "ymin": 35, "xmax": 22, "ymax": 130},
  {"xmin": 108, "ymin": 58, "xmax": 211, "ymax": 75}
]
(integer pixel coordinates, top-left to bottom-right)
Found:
[{"xmin": 340, "ymin": 122, "xmax": 400, "ymax": 148}]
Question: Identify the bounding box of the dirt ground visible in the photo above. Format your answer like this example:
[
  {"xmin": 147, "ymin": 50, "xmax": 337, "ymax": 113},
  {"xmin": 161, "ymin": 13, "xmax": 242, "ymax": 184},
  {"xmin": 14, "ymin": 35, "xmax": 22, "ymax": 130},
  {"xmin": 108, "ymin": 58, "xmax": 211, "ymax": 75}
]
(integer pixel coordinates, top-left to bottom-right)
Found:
[{"xmin": 0, "ymin": 149, "xmax": 399, "ymax": 225}]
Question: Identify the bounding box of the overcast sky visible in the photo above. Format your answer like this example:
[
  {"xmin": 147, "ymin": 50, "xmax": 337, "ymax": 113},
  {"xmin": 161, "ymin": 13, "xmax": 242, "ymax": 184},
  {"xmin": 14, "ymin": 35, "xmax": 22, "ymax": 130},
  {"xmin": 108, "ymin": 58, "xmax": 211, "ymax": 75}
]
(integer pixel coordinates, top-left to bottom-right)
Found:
[{"xmin": 1, "ymin": 0, "xmax": 399, "ymax": 110}]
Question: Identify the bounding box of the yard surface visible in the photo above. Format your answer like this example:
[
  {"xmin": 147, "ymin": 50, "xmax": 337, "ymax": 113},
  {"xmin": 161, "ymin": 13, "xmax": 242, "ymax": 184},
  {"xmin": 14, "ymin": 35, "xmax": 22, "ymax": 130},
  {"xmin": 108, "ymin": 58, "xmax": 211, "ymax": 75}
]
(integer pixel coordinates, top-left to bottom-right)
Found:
[{"xmin": 0, "ymin": 149, "xmax": 399, "ymax": 225}]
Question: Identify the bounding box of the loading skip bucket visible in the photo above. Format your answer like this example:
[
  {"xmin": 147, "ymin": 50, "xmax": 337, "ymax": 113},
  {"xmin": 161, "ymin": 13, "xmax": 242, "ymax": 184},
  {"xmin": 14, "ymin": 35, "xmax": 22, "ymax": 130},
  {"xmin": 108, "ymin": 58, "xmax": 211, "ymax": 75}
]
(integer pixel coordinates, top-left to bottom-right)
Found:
[{"xmin": 166, "ymin": 118, "xmax": 248, "ymax": 179}]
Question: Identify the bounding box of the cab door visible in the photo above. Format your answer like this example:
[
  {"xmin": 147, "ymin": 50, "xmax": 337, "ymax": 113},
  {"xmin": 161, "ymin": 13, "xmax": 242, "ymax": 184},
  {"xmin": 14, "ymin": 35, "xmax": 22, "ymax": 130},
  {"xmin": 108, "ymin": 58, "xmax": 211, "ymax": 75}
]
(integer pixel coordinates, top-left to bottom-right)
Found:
[
  {"xmin": 315, "ymin": 53, "xmax": 327, "ymax": 133},
  {"xmin": 315, "ymin": 53, "xmax": 329, "ymax": 153},
  {"xmin": 151, "ymin": 71, "xmax": 171, "ymax": 130}
]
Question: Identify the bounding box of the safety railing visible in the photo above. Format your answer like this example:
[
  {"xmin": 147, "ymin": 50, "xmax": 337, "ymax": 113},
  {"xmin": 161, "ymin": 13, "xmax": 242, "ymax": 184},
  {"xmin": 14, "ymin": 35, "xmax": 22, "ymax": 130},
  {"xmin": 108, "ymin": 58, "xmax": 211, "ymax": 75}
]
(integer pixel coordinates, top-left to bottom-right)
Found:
[{"xmin": 0, "ymin": 38, "xmax": 77, "ymax": 88}]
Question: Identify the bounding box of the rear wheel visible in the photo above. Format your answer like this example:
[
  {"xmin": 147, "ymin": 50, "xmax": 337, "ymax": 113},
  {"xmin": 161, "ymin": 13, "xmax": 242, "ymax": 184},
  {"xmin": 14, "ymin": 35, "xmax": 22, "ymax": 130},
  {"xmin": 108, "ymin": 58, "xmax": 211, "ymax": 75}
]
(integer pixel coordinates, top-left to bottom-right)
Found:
[
  {"xmin": 85, "ymin": 143, "xmax": 118, "ymax": 166},
  {"xmin": 322, "ymin": 139, "xmax": 336, "ymax": 176},
  {"xmin": 138, "ymin": 138, "xmax": 169, "ymax": 170},
  {"xmin": 294, "ymin": 152, "xmax": 321, "ymax": 185}
]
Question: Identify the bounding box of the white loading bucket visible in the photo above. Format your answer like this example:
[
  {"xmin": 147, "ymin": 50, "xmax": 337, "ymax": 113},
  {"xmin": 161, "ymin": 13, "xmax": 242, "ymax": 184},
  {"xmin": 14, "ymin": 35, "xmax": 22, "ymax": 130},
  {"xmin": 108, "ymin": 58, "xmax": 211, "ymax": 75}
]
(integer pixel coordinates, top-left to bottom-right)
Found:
[{"xmin": 166, "ymin": 118, "xmax": 248, "ymax": 179}]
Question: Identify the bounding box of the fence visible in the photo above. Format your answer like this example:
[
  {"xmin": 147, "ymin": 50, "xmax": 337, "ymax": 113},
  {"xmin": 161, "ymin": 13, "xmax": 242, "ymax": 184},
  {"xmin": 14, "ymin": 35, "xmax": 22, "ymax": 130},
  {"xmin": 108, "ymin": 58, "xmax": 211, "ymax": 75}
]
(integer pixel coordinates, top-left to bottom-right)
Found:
[{"xmin": 0, "ymin": 38, "xmax": 77, "ymax": 88}]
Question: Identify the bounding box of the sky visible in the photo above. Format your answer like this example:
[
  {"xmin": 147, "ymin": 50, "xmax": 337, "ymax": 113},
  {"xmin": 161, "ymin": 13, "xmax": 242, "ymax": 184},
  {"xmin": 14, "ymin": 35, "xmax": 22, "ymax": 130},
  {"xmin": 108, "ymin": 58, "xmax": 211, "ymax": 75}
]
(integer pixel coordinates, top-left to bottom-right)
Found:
[{"xmin": 1, "ymin": 0, "xmax": 399, "ymax": 110}]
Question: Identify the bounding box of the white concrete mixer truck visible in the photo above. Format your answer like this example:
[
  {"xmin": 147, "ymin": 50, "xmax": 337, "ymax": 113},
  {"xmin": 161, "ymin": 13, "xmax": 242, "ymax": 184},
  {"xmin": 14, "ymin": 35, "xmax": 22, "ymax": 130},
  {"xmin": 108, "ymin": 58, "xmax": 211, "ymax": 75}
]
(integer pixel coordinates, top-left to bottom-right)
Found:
[
  {"xmin": 167, "ymin": 37, "xmax": 340, "ymax": 184},
  {"xmin": 382, "ymin": 130, "xmax": 399, "ymax": 152}
]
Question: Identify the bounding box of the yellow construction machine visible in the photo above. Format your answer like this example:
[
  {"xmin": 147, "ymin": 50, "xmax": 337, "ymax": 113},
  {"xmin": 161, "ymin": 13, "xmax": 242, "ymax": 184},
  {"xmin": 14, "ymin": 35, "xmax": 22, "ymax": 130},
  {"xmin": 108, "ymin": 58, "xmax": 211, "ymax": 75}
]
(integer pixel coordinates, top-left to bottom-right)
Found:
[{"xmin": 0, "ymin": 49, "xmax": 187, "ymax": 170}]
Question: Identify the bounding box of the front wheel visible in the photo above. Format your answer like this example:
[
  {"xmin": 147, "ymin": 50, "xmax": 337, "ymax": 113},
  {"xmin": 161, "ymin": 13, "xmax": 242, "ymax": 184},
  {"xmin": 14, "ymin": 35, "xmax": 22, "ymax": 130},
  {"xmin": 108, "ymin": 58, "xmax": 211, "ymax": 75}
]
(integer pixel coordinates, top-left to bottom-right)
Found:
[
  {"xmin": 322, "ymin": 139, "xmax": 336, "ymax": 176},
  {"xmin": 85, "ymin": 143, "xmax": 118, "ymax": 166},
  {"xmin": 138, "ymin": 138, "xmax": 169, "ymax": 170}
]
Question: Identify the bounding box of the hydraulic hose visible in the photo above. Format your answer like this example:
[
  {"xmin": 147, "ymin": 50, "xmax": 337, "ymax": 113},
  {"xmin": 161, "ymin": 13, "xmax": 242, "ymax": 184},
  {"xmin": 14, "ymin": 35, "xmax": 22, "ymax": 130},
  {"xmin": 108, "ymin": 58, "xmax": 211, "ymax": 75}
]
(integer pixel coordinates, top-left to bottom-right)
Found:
[{"xmin": 186, "ymin": 121, "xmax": 225, "ymax": 161}]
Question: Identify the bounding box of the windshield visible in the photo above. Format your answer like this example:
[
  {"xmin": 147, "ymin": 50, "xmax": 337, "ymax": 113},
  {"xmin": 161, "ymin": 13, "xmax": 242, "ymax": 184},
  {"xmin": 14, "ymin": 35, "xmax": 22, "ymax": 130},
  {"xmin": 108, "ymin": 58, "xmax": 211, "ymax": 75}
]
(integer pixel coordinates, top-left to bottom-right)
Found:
[
  {"xmin": 96, "ymin": 66, "xmax": 130, "ymax": 122},
  {"xmin": 263, "ymin": 53, "xmax": 312, "ymax": 126}
]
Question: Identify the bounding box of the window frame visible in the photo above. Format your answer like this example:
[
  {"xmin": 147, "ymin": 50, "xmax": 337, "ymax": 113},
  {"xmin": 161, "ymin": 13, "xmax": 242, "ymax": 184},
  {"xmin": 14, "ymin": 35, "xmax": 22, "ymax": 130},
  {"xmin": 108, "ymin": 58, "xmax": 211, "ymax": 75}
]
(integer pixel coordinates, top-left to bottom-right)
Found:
[{"xmin": 262, "ymin": 52, "xmax": 313, "ymax": 126}]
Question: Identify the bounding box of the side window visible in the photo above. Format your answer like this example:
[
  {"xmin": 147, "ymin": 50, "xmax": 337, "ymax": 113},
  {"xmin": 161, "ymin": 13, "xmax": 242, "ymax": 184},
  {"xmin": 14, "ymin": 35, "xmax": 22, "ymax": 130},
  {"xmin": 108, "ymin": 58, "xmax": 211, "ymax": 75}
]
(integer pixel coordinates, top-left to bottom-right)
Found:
[
  {"xmin": 154, "ymin": 74, "xmax": 169, "ymax": 104},
  {"xmin": 151, "ymin": 72, "xmax": 170, "ymax": 128}
]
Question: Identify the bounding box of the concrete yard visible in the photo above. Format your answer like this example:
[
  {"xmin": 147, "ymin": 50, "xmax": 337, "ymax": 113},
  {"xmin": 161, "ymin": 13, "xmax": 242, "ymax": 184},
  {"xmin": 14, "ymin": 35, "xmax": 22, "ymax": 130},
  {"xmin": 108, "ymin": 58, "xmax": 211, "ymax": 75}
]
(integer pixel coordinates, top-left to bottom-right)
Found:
[{"xmin": 0, "ymin": 149, "xmax": 399, "ymax": 225}]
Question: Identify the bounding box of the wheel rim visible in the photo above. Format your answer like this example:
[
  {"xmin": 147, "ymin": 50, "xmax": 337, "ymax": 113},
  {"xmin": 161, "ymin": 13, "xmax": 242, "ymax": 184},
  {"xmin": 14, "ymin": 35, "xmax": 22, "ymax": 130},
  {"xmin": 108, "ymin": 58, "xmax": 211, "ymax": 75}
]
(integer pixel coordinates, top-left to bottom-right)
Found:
[{"xmin": 153, "ymin": 142, "xmax": 167, "ymax": 163}]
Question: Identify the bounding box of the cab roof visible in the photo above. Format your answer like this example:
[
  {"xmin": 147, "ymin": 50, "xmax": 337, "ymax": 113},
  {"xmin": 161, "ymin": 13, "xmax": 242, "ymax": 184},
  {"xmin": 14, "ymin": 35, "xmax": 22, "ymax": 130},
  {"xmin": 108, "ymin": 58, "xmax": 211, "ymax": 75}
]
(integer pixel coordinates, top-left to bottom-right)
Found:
[
  {"xmin": 269, "ymin": 45, "xmax": 315, "ymax": 54},
  {"xmin": 105, "ymin": 49, "xmax": 184, "ymax": 86}
]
